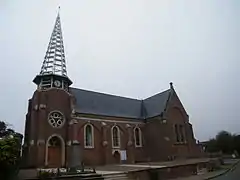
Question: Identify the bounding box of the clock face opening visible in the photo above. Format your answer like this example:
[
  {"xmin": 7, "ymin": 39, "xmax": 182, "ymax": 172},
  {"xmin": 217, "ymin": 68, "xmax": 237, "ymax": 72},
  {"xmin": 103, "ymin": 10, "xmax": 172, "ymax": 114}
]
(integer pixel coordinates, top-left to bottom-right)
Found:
[{"xmin": 54, "ymin": 80, "xmax": 61, "ymax": 87}]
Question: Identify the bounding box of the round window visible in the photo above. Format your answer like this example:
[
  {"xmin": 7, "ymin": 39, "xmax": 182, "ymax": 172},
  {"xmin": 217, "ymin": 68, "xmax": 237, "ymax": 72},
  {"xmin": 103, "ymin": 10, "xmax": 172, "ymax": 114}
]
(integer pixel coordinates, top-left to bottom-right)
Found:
[{"xmin": 48, "ymin": 111, "xmax": 65, "ymax": 128}]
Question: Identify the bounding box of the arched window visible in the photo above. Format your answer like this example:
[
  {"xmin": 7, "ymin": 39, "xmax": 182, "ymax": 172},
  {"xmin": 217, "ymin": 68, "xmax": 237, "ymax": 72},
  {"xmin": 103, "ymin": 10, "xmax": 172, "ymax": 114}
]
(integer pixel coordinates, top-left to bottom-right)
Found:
[
  {"xmin": 134, "ymin": 127, "xmax": 142, "ymax": 147},
  {"xmin": 179, "ymin": 124, "xmax": 185, "ymax": 142},
  {"xmin": 84, "ymin": 124, "xmax": 94, "ymax": 148},
  {"xmin": 49, "ymin": 136, "xmax": 61, "ymax": 147},
  {"xmin": 112, "ymin": 126, "xmax": 120, "ymax": 148},
  {"xmin": 174, "ymin": 124, "xmax": 180, "ymax": 142}
]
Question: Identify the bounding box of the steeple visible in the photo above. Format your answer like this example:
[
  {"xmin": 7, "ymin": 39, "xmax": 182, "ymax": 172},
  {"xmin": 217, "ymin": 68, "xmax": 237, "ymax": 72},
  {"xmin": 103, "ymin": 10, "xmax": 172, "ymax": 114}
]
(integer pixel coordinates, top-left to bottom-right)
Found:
[{"xmin": 33, "ymin": 7, "xmax": 72, "ymax": 91}]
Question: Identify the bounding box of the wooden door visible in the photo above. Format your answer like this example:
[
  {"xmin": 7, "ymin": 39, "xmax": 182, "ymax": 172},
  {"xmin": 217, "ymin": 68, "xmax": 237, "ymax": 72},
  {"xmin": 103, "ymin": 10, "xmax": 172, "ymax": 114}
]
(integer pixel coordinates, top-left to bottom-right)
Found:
[{"xmin": 47, "ymin": 136, "xmax": 62, "ymax": 167}]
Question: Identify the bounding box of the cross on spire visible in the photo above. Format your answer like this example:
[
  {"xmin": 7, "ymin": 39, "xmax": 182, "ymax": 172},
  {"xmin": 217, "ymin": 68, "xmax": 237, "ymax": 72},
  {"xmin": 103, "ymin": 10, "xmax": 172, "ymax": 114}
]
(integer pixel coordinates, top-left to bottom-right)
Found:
[{"xmin": 40, "ymin": 8, "xmax": 67, "ymax": 77}]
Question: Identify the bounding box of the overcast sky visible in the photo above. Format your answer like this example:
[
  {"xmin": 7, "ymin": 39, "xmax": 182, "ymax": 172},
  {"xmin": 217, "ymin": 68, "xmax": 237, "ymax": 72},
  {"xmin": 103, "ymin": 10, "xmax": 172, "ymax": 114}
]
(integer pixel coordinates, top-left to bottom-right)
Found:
[{"xmin": 0, "ymin": 0, "xmax": 239, "ymax": 141}]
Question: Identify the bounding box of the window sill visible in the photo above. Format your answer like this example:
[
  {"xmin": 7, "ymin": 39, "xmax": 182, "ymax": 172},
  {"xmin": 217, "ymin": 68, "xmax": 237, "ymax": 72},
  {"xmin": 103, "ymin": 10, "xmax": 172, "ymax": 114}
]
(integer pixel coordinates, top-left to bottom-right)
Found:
[
  {"xmin": 174, "ymin": 141, "xmax": 187, "ymax": 145},
  {"xmin": 84, "ymin": 146, "xmax": 94, "ymax": 149},
  {"xmin": 112, "ymin": 146, "xmax": 120, "ymax": 149}
]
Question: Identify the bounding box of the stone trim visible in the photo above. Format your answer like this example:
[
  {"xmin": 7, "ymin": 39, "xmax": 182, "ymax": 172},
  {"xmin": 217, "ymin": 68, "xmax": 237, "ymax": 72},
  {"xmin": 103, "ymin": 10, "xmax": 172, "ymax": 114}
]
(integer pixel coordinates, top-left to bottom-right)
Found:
[
  {"xmin": 84, "ymin": 123, "xmax": 94, "ymax": 149},
  {"xmin": 29, "ymin": 140, "xmax": 34, "ymax": 146},
  {"xmin": 37, "ymin": 87, "xmax": 72, "ymax": 96},
  {"xmin": 72, "ymin": 140, "xmax": 80, "ymax": 145},
  {"xmin": 112, "ymin": 149, "xmax": 120, "ymax": 155},
  {"xmin": 48, "ymin": 110, "xmax": 65, "ymax": 128},
  {"xmin": 71, "ymin": 109, "xmax": 76, "ymax": 114},
  {"xmin": 134, "ymin": 126, "xmax": 143, "ymax": 147},
  {"xmin": 164, "ymin": 137, "xmax": 170, "ymax": 141},
  {"xmin": 39, "ymin": 104, "xmax": 46, "ymax": 109},
  {"xmin": 102, "ymin": 141, "xmax": 108, "ymax": 147},
  {"xmin": 73, "ymin": 116, "xmax": 144, "ymax": 125},
  {"xmin": 101, "ymin": 122, "xmax": 107, "ymax": 126},
  {"xmin": 45, "ymin": 134, "xmax": 65, "ymax": 167},
  {"xmin": 67, "ymin": 141, "xmax": 71, "ymax": 146},
  {"xmin": 34, "ymin": 105, "xmax": 38, "ymax": 111},
  {"xmin": 111, "ymin": 125, "xmax": 121, "ymax": 149},
  {"xmin": 162, "ymin": 119, "xmax": 167, "ymax": 124},
  {"xmin": 125, "ymin": 124, "xmax": 131, "ymax": 128}
]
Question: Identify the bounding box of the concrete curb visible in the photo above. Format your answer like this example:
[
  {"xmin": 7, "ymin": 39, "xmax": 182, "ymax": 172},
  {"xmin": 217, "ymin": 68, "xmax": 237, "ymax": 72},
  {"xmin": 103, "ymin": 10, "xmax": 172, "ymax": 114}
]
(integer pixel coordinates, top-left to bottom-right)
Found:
[{"xmin": 205, "ymin": 159, "xmax": 240, "ymax": 180}]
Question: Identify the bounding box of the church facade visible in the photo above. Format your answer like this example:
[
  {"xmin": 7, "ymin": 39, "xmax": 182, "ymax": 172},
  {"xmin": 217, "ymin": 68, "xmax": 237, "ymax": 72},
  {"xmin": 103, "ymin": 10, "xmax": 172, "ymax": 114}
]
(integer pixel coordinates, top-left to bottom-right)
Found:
[{"xmin": 22, "ymin": 11, "xmax": 201, "ymax": 168}]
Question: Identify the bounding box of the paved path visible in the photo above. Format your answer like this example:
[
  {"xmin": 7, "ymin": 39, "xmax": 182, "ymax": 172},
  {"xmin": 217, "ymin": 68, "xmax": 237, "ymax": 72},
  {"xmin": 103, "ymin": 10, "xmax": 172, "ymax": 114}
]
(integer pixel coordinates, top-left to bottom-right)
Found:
[
  {"xmin": 94, "ymin": 158, "xmax": 211, "ymax": 173},
  {"xmin": 212, "ymin": 161, "xmax": 240, "ymax": 180},
  {"xmin": 168, "ymin": 159, "xmax": 239, "ymax": 180}
]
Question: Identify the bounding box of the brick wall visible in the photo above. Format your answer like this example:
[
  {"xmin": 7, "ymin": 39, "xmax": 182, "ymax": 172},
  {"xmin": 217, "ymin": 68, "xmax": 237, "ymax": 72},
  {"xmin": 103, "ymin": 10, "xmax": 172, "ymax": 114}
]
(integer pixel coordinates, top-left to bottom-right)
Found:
[
  {"xmin": 23, "ymin": 89, "xmax": 72, "ymax": 168},
  {"xmin": 74, "ymin": 115, "xmax": 146, "ymax": 166},
  {"xmin": 23, "ymin": 86, "xmax": 200, "ymax": 168}
]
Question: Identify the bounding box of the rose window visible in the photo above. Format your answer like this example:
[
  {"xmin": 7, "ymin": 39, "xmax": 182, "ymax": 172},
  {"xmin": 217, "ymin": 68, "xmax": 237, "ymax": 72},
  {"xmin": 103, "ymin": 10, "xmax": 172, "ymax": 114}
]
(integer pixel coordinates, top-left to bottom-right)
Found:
[{"xmin": 48, "ymin": 111, "xmax": 65, "ymax": 128}]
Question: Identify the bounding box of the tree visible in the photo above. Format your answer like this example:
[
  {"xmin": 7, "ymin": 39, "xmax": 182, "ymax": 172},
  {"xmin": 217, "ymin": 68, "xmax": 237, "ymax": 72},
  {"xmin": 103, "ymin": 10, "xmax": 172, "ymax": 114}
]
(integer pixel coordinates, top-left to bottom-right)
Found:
[
  {"xmin": 204, "ymin": 130, "xmax": 240, "ymax": 156},
  {"xmin": 205, "ymin": 138, "xmax": 218, "ymax": 153},
  {"xmin": 215, "ymin": 131, "xmax": 234, "ymax": 154},
  {"xmin": 0, "ymin": 121, "xmax": 23, "ymax": 180},
  {"xmin": 233, "ymin": 135, "xmax": 240, "ymax": 154}
]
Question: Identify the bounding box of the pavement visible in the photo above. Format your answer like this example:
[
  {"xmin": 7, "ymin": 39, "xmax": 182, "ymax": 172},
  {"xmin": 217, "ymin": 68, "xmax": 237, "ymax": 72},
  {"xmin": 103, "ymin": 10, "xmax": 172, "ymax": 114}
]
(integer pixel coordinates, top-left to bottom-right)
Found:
[
  {"xmin": 94, "ymin": 158, "xmax": 212, "ymax": 174},
  {"xmin": 211, "ymin": 159, "xmax": 240, "ymax": 180},
  {"xmin": 18, "ymin": 158, "xmax": 231, "ymax": 179},
  {"xmin": 169, "ymin": 159, "xmax": 240, "ymax": 180}
]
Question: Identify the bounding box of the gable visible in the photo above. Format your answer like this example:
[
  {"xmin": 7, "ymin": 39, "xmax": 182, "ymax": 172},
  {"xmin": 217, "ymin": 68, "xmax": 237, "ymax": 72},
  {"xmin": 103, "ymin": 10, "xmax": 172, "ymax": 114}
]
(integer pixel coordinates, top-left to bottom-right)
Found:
[{"xmin": 165, "ymin": 88, "xmax": 188, "ymax": 120}]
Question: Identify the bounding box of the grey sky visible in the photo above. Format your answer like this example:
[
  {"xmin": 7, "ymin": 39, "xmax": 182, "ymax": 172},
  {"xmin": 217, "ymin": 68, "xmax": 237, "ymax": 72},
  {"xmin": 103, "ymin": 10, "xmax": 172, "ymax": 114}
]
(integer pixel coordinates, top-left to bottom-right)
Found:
[{"xmin": 0, "ymin": 0, "xmax": 239, "ymax": 141}]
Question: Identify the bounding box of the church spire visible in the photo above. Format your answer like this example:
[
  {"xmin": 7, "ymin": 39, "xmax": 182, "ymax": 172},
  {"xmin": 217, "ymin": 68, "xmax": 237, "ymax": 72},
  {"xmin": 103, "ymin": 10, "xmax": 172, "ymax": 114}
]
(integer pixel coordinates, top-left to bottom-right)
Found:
[
  {"xmin": 40, "ymin": 7, "xmax": 67, "ymax": 76},
  {"xmin": 33, "ymin": 7, "xmax": 72, "ymax": 91}
]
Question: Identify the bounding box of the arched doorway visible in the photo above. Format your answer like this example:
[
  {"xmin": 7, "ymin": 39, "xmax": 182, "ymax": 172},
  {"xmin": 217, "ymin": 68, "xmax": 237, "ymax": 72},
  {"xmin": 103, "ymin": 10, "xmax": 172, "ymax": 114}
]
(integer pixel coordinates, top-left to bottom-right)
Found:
[
  {"xmin": 47, "ymin": 136, "xmax": 62, "ymax": 167},
  {"xmin": 113, "ymin": 150, "xmax": 121, "ymax": 164}
]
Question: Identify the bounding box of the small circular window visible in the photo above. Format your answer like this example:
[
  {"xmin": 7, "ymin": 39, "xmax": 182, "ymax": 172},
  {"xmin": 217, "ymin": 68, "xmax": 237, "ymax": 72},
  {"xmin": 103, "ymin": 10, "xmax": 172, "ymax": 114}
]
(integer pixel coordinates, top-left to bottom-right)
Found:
[{"xmin": 48, "ymin": 111, "xmax": 65, "ymax": 128}]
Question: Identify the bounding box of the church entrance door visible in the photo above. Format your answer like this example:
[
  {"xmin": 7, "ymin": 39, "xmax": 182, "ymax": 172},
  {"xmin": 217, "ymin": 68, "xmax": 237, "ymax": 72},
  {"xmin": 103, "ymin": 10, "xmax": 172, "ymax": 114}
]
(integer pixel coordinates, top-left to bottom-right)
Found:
[
  {"xmin": 113, "ymin": 150, "xmax": 121, "ymax": 164},
  {"xmin": 47, "ymin": 136, "xmax": 62, "ymax": 167}
]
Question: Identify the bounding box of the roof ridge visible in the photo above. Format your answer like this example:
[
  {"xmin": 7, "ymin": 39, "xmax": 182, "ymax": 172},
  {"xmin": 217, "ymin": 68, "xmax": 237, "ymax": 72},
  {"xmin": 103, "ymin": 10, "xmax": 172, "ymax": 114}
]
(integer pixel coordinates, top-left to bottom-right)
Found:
[
  {"xmin": 143, "ymin": 88, "xmax": 171, "ymax": 101},
  {"xmin": 70, "ymin": 87, "xmax": 140, "ymax": 101},
  {"xmin": 70, "ymin": 87, "xmax": 171, "ymax": 102},
  {"xmin": 141, "ymin": 100, "xmax": 147, "ymax": 119}
]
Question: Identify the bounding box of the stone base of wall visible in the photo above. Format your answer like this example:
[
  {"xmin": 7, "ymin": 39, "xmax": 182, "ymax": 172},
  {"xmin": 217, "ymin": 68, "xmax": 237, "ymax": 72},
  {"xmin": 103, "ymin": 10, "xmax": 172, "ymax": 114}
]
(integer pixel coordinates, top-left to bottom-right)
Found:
[
  {"xmin": 128, "ymin": 164, "xmax": 197, "ymax": 180},
  {"xmin": 128, "ymin": 159, "xmax": 221, "ymax": 180}
]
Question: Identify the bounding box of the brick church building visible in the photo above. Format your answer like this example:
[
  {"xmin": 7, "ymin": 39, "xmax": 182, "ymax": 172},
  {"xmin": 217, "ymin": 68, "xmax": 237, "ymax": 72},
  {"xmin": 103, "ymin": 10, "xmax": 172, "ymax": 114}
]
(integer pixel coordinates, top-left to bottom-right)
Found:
[{"xmin": 22, "ymin": 11, "xmax": 201, "ymax": 168}]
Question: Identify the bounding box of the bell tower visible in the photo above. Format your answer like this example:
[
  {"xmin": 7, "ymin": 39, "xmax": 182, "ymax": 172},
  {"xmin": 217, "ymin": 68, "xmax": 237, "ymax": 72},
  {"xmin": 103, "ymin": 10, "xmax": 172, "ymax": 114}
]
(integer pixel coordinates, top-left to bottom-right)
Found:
[
  {"xmin": 33, "ymin": 7, "xmax": 72, "ymax": 90},
  {"xmin": 22, "ymin": 7, "xmax": 80, "ymax": 169}
]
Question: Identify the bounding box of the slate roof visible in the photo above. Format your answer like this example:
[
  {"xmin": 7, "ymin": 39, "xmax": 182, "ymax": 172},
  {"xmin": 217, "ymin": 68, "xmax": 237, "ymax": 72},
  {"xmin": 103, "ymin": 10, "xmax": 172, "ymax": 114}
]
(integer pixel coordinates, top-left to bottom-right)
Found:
[
  {"xmin": 70, "ymin": 87, "xmax": 172, "ymax": 119},
  {"xmin": 143, "ymin": 89, "xmax": 171, "ymax": 118}
]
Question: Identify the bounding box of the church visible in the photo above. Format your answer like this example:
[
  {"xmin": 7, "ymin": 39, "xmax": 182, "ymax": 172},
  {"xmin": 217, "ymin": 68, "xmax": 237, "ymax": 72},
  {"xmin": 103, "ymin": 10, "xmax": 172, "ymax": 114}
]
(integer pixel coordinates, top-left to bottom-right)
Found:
[{"xmin": 22, "ymin": 11, "xmax": 201, "ymax": 168}]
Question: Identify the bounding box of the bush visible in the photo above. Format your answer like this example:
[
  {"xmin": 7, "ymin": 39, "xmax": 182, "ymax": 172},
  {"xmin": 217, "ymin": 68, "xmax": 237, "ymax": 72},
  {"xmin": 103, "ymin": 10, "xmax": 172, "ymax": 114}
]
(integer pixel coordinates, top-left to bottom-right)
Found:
[
  {"xmin": 0, "ymin": 136, "xmax": 22, "ymax": 179},
  {"xmin": 38, "ymin": 170, "xmax": 57, "ymax": 179}
]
